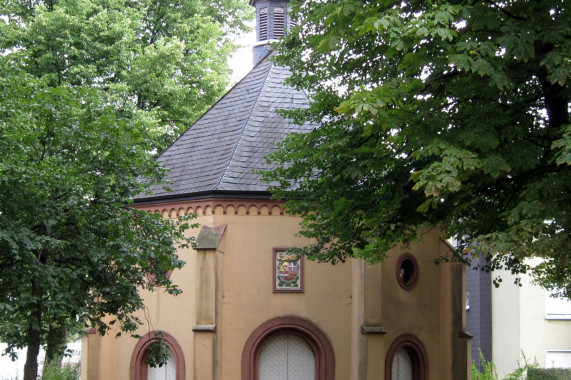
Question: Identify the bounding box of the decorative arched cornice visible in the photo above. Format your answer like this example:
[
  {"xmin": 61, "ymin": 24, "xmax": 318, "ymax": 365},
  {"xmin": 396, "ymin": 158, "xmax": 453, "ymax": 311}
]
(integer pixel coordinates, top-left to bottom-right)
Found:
[
  {"xmin": 241, "ymin": 316, "xmax": 335, "ymax": 380},
  {"xmin": 134, "ymin": 198, "xmax": 286, "ymax": 218},
  {"xmin": 385, "ymin": 334, "xmax": 429, "ymax": 380},
  {"xmin": 130, "ymin": 330, "xmax": 185, "ymax": 380}
]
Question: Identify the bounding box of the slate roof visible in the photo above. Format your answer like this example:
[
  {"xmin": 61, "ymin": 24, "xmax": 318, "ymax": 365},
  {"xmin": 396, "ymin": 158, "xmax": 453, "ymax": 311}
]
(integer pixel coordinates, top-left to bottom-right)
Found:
[{"xmin": 135, "ymin": 52, "xmax": 314, "ymax": 203}]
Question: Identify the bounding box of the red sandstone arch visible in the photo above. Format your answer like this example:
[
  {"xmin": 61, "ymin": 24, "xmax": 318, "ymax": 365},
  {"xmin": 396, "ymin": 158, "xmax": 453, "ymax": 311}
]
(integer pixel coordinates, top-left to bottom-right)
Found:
[
  {"xmin": 385, "ymin": 334, "xmax": 429, "ymax": 380},
  {"xmin": 130, "ymin": 330, "xmax": 185, "ymax": 380},
  {"xmin": 241, "ymin": 316, "xmax": 335, "ymax": 380}
]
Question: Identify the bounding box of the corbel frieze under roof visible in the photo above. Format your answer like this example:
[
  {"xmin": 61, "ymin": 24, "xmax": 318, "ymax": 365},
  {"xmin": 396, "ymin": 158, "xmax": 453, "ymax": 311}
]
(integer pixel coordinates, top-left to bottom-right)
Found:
[{"xmin": 134, "ymin": 197, "xmax": 286, "ymax": 219}]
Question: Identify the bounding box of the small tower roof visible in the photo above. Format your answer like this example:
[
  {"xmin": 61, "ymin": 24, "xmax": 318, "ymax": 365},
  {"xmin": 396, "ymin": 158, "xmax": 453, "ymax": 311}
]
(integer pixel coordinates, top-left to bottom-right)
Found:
[
  {"xmin": 249, "ymin": 0, "xmax": 285, "ymax": 5},
  {"xmin": 135, "ymin": 52, "xmax": 314, "ymax": 204}
]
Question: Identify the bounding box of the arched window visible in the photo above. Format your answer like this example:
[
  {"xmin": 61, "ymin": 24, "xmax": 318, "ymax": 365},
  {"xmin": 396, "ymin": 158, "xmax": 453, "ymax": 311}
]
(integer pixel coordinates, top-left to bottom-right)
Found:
[
  {"xmin": 385, "ymin": 334, "xmax": 428, "ymax": 380},
  {"xmin": 130, "ymin": 331, "xmax": 185, "ymax": 380},
  {"xmin": 147, "ymin": 348, "xmax": 176, "ymax": 380},
  {"xmin": 259, "ymin": 334, "xmax": 315, "ymax": 380},
  {"xmin": 242, "ymin": 317, "xmax": 335, "ymax": 380},
  {"xmin": 392, "ymin": 349, "xmax": 413, "ymax": 380}
]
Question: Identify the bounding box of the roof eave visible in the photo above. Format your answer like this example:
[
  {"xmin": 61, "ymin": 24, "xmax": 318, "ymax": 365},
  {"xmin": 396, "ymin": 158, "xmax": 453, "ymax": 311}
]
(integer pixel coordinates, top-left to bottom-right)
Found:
[{"xmin": 132, "ymin": 190, "xmax": 274, "ymax": 206}]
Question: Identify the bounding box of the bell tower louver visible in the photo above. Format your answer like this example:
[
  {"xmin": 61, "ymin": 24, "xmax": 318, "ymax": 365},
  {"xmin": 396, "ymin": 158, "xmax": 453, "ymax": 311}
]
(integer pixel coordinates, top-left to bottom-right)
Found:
[{"xmin": 250, "ymin": 0, "xmax": 294, "ymax": 65}]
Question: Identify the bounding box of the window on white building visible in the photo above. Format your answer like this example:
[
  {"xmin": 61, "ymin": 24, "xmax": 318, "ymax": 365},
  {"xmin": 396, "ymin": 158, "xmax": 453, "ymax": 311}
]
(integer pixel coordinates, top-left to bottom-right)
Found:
[
  {"xmin": 546, "ymin": 351, "xmax": 571, "ymax": 368},
  {"xmin": 545, "ymin": 290, "xmax": 571, "ymax": 320}
]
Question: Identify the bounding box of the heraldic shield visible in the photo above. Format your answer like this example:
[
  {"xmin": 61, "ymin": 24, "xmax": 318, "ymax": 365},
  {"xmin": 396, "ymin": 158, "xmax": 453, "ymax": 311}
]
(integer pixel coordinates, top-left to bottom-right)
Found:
[{"xmin": 275, "ymin": 251, "xmax": 301, "ymax": 290}]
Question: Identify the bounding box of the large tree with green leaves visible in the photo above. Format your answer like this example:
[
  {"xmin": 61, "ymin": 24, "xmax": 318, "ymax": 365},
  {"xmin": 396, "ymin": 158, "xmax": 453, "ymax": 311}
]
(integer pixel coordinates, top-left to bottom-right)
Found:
[
  {"xmin": 265, "ymin": 0, "xmax": 570, "ymax": 297},
  {"xmin": 0, "ymin": 0, "xmax": 250, "ymax": 151},
  {"xmin": 0, "ymin": 1, "xmax": 249, "ymax": 379}
]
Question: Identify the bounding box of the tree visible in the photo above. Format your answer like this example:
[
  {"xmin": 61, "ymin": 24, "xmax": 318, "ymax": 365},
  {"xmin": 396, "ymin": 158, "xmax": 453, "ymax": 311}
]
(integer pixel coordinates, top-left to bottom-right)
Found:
[
  {"xmin": 264, "ymin": 0, "xmax": 570, "ymax": 297},
  {"xmin": 0, "ymin": 77, "xmax": 193, "ymax": 379},
  {"xmin": 0, "ymin": 0, "xmax": 251, "ymax": 151},
  {"xmin": 0, "ymin": 1, "xmax": 249, "ymax": 379}
]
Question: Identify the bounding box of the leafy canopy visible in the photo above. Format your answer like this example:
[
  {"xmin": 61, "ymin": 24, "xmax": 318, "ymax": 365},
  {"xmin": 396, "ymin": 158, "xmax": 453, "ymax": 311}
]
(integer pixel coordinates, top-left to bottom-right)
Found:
[
  {"xmin": 0, "ymin": 0, "xmax": 251, "ymax": 151},
  {"xmin": 265, "ymin": 0, "xmax": 570, "ymax": 297},
  {"xmin": 0, "ymin": 0, "xmax": 250, "ymax": 378}
]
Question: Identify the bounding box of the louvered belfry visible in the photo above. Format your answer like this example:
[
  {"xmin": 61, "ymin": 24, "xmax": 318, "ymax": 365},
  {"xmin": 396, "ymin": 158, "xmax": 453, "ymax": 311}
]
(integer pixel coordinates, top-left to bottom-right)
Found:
[{"xmin": 251, "ymin": 0, "xmax": 294, "ymax": 65}]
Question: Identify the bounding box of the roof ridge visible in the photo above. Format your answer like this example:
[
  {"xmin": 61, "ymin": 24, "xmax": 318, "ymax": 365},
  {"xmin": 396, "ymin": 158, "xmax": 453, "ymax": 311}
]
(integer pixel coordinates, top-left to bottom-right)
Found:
[
  {"xmin": 215, "ymin": 55, "xmax": 275, "ymax": 190},
  {"xmin": 152, "ymin": 51, "xmax": 275, "ymax": 164}
]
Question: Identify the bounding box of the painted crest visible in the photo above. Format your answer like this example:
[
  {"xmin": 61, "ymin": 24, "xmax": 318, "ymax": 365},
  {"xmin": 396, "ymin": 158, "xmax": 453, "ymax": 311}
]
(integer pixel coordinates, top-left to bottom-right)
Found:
[{"xmin": 276, "ymin": 252, "xmax": 300, "ymax": 289}]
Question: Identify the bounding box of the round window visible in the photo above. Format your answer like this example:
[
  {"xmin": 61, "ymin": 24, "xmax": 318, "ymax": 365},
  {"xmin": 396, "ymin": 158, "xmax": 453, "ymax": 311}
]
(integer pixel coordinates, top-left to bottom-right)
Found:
[
  {"xmin": 147, "ymin": 270, "xmax": 173, "ymax": 286},
  {"xmin": 396, "ymin": 253, "xmax": 419, "ymax": 290}
]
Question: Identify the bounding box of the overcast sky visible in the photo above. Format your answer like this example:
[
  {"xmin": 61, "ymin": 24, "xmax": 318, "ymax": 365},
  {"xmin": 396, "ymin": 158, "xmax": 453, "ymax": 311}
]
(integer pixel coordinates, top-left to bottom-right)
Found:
[{"xmin": 229, "ymin": 24, "xmax": 257, "ymax": 85}]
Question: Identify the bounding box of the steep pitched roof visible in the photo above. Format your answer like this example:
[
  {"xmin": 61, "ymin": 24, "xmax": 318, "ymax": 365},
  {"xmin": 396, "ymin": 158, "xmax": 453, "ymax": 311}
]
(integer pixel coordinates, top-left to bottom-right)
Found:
[{"xmin": 135, "ymin": 52, "xmax": 314, "ymax": 203}]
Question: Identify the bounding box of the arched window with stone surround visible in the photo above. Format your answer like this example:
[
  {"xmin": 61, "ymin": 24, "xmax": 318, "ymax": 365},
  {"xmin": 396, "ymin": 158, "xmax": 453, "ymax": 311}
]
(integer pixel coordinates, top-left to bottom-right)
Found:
[
  {"xmin": 385, "ymin": 334, "xmax": 428, "ymax": 380},
  {"xmin": 242, "ymin": 316, "xmax": 335, "ymax": 380},
  {"xmin": 130, "ymin": 331, "xmax": 185, "ymax": 380},
  {"xmin": 259, "ymin": 334, "xmax": 315, "ymax": 380}
]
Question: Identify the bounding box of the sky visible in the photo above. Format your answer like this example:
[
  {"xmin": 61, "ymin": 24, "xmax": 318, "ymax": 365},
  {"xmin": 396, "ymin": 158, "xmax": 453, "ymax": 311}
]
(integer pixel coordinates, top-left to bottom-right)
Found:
[{"xmin": 229, "ymin": 23, "xmax": 257, "ymax": 85}]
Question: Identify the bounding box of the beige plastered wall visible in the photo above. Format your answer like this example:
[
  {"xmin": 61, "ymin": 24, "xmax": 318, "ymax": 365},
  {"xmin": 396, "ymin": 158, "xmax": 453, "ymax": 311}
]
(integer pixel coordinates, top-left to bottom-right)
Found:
[
  {"xmin": 82, "ymin": 200, "xmax": 354, "ymax": 380},
  {"xmin": 214, "ymin": 208, "xmax": 353, "ymax": 379},
  {"xmin": 82, "ymin": 201, "xmax": 468, "ymax": 380},
  {"xmin": 82, "ymin": 203, "xmax": 210, "ymax": 380},
  {"xmin": 378, "ymin": 227, "xmax": 469, "ymax": 380}
]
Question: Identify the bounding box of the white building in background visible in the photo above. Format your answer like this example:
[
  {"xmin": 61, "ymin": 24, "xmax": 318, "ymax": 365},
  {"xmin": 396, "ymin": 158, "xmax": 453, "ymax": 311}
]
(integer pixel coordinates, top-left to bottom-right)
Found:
[
  {"xmin": 468, "ymin": 255, "xmax": 571, "ymax": 378},
  {"xmin": 489, "ymin": 269, "xmax": 571, "ymax": 377}
]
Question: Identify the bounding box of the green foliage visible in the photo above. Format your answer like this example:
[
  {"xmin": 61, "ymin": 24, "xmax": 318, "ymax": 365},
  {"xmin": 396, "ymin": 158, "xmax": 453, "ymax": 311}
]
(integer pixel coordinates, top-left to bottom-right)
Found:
[
  {"xmin": 0, "ymin": 0, "xmax": 250, "ymax": 379},
  {"xmin": 0, "ymin": 0, "xmax": 251, "ymax": 151},
  {"xmin": 472, "ymin": 352, "xmax": 537, "ymax": 380},
  {"xmin": 502, "ymin": 364, "xmax": 530, "ymax": 380},
  {"xmin": 41, "ymin": 364, "xmax": 80, "ymax": 380},
  {"xmin": 265, "ymin": 0, "xmax": 570, "ymax": 296},
  {"xmin": 144, "ymin": 339, "xmax": 171, "ymax": 368},
  {"xmin": 528, "ymin": 368, "xmax": 571, "ymax": 380},
  {"xmin": 472, "ymin": 353, "xmax": 499, "ymax": 380}
]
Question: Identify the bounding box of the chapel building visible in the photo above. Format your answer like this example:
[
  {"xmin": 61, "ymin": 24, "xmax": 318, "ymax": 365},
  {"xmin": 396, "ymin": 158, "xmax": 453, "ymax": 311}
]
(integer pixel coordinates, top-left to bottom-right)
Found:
[{"xmin": 81, "ymin": 1, "xmax": 471, "ymax": 378}]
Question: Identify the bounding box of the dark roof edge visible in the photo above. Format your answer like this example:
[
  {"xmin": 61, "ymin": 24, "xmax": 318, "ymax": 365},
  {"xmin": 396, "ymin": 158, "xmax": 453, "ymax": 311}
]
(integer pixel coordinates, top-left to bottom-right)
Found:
[{"xmin": 132, "ymin": 190, "xmax": 274, "ymax": 206}]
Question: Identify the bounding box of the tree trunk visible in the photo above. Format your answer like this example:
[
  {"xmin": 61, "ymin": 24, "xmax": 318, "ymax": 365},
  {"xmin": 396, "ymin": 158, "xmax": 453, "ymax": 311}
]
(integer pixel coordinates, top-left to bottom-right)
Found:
[
  {"xmin": 536, "ymin": 42, "xmax": 570, "ymax": 132},
  {"xmin": 44, "ymin": 325, "xmax": 67, "ymax": 372},
  {"xmin": 23, "ymin": 281, "xmax": 43, "ymax": 380}
]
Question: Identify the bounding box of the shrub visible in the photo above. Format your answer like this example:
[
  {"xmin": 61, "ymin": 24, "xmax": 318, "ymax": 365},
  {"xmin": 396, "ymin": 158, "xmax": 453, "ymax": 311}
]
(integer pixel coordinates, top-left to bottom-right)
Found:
[
  {"xmin": 527, "ymin": 368, "xmax": 571, "ymax": 380},
  {"xmin": 472, "ymin": 352, "xmax": 499, "ymax": 380},
  {"xmin": 472, "ymin": 352, "xmax": 538, "ymax": 380},
  {"xmin": 41, "ymin": 364, "xmax": 80, "ymax": 380}
]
